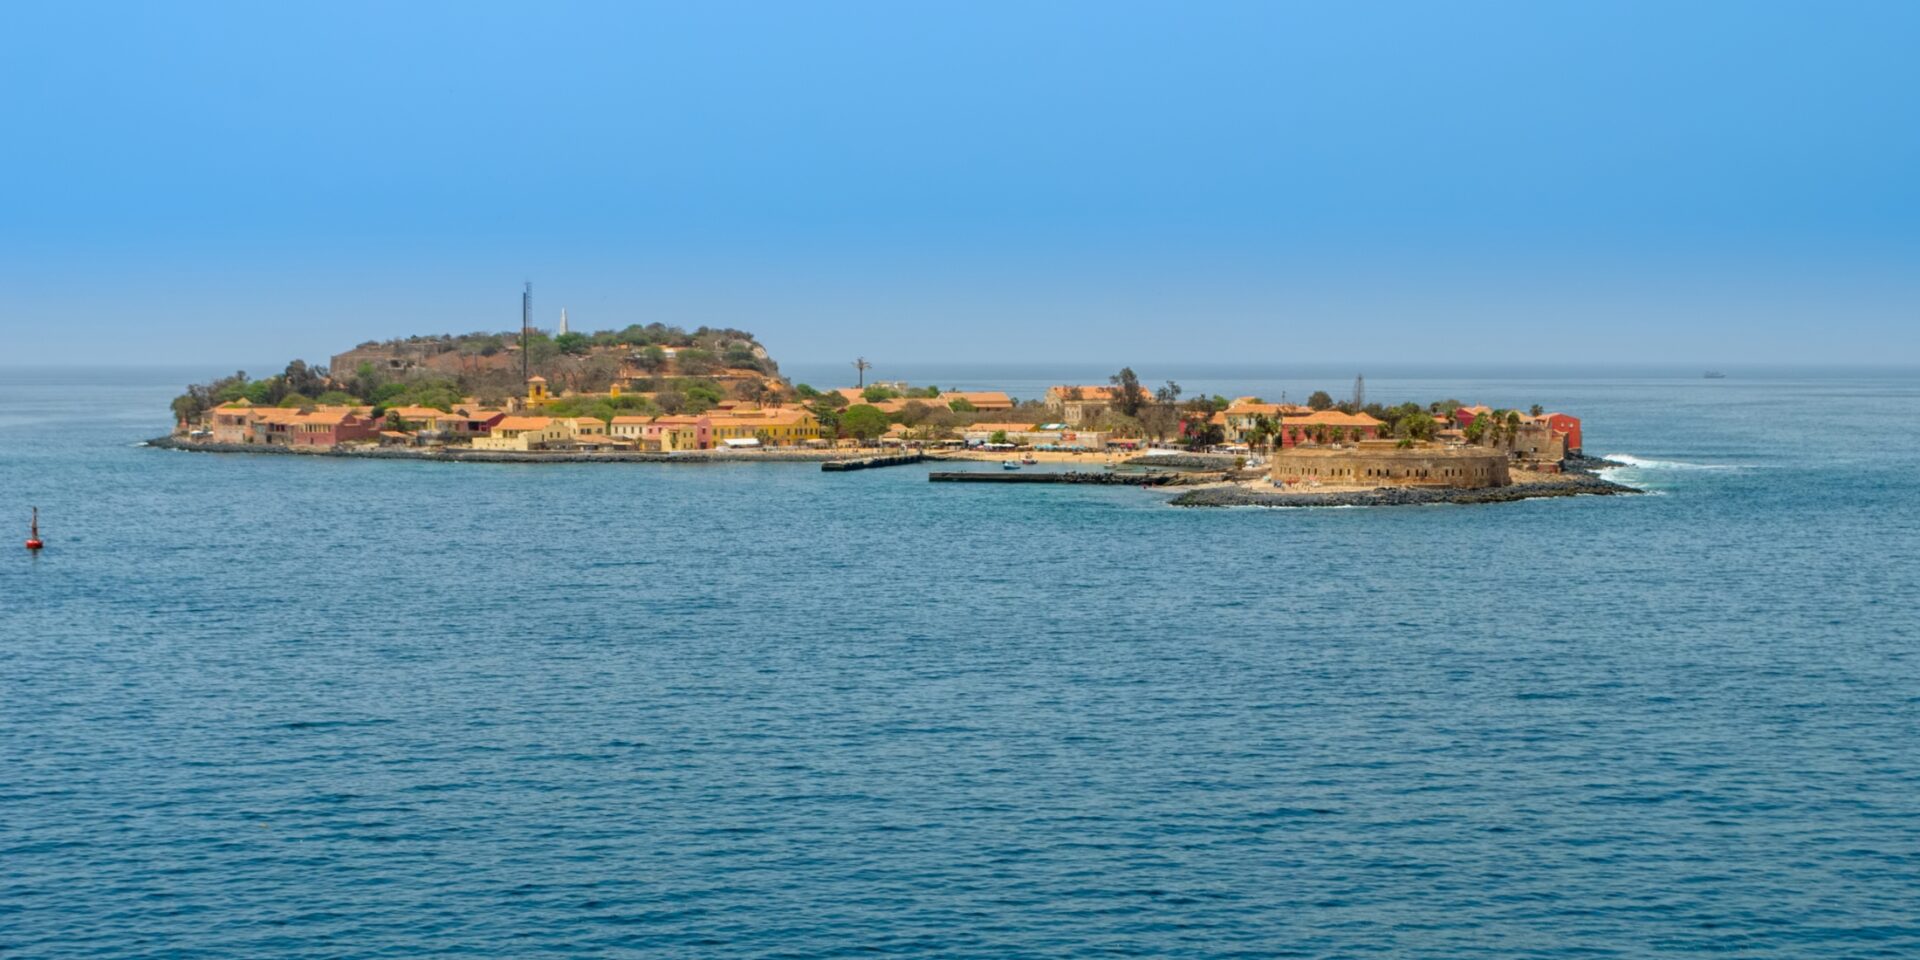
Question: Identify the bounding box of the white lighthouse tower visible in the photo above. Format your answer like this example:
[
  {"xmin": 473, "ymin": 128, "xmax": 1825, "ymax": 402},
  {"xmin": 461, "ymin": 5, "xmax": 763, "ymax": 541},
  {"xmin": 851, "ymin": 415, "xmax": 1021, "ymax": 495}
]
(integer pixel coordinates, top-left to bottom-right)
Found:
[{"xmin": 558, "ymin": 308, "xmax": 569, "ymax": 336}]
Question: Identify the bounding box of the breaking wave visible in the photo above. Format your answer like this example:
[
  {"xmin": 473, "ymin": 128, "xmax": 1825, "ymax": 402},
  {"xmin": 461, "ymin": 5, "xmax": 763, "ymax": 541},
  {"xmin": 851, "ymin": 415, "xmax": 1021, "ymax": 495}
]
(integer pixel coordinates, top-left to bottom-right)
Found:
[{"xmin": 1600, "ymin": 454, "xmax": 1736, "ymax": 471}]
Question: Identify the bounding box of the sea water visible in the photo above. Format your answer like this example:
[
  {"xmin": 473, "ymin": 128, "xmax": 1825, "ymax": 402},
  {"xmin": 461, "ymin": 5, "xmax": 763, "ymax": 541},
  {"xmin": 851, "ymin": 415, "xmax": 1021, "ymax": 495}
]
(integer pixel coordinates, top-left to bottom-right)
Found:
[{"xmin": 4, "ymin": 366, "xmax": 1919, "ymax": 957}]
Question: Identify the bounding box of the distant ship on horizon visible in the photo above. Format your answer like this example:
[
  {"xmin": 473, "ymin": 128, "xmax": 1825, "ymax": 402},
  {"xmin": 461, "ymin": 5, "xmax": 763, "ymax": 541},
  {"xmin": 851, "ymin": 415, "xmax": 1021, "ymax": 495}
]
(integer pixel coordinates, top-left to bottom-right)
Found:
[{"xmin": 1703, "ymin": 371, "xmax": 1727, "ymax": 379}]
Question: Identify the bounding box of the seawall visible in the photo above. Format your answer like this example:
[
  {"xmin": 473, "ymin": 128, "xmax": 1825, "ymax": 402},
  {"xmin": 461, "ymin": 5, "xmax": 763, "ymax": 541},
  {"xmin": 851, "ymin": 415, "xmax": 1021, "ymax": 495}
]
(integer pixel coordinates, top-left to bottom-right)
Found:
[{"xmin": 147, "ymin": 436, "xmax": 866, "ymax": 464}]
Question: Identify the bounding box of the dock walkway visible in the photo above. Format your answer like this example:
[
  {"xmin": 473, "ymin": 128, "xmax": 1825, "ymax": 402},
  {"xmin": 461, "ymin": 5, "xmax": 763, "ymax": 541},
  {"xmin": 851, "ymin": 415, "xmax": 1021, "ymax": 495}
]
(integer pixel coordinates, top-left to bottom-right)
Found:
[
  {"xmin": 928, "ymin": 471, "xmax": 1176, "ymax": 486},
  {"xmin": 821, "ymin": 454, "xmax": 927, "ymax": 472}
]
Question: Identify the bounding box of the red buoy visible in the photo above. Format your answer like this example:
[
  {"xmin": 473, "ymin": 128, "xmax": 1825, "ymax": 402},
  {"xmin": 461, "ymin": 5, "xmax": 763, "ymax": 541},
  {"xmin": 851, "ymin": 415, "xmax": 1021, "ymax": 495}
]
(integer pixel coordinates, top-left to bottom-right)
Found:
[{"xmin": 25, "ymin": 507, "xmax": 44, "ymax": 551}]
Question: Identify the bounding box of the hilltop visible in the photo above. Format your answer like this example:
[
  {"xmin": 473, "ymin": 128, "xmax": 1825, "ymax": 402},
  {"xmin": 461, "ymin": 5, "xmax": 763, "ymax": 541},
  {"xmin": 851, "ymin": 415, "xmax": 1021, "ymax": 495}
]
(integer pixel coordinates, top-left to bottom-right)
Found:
[{"xmin": 169, "ymin": 324, "xmax": 787, "ymax": 424}]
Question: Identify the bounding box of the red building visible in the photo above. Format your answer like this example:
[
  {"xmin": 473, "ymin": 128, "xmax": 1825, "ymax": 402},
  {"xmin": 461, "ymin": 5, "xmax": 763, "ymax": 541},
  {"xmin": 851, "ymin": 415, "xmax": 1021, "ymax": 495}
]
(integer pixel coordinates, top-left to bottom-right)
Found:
[
  {"xmin": 1452, "ymin": 405, "xmax": 1494, "ymax": 430},
  {"xmin": 1536, "ymin": 412, "xmax": 1582, "ymax": 452},
  {"xmin": 1452, "ymin": 405, "xmax": 1583, "ymax": 453},
  {"xmin": 289, "ymin": 407, "xmax": 383, "ymax": 447}
]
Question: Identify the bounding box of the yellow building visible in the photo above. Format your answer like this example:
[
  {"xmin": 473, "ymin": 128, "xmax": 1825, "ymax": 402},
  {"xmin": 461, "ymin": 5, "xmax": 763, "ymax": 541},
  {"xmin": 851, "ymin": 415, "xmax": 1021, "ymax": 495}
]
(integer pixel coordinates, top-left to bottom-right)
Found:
[
  {"xmin": 609, "ymin": 415, "xmax": 709, "ymax": 451},
  {"xmin": 526, "ymin": 375, "xmax": 551, "ymax": 407},
  {"xmin": 708, "ymin": 406, "xmax": 821, "ymax": 447},
  {"xmin": 472, "ymin": 416, "xmax": 572, "ymax": 451}
]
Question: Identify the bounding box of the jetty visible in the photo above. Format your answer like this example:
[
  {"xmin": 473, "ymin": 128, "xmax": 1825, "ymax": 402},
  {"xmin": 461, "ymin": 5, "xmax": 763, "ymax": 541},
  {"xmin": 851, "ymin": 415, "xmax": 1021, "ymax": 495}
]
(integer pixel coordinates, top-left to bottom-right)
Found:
[
  {"xmin": 821, "ymin": 453, "xmax": 927, "ymax": 472},
  {"xmin": 929, "ymin": 470, "xmax": 1177, "ymax": 486}
]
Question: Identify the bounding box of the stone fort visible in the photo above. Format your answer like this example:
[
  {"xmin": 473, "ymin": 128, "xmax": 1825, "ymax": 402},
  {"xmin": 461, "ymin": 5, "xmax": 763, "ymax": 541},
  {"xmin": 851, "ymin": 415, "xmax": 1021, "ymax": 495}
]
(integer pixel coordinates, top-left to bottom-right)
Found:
[{"xmin": 1269, "ymin": 440, "xmax": 1511, "ymax": 489}]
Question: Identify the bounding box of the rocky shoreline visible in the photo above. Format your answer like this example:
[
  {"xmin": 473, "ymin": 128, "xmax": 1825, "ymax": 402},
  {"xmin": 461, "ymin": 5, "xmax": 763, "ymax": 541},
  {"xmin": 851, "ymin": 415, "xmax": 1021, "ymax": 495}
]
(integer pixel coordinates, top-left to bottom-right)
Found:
[
  {"xmin": 145, "ymin": 436, "xmax": 866, "ymax": 464},
  {"xmin": 1168, "ymin": 457, "xmax": 1639, "ymax": 508}
]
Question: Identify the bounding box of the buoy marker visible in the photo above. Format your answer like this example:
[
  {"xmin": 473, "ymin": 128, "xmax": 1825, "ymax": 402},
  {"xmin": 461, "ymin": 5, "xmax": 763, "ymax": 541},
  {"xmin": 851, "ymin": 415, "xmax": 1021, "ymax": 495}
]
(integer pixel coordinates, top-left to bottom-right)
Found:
[{"xmin": 25, "ymin": 507, "xmax": 44, "ymax": 551}]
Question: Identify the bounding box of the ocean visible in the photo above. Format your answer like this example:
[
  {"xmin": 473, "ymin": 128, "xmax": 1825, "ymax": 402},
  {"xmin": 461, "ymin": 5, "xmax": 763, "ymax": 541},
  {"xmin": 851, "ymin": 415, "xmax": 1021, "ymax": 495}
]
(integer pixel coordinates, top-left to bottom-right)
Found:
[{"xmin": 4, "ymin": 366, "xmax": 1919, "ymax": 957}]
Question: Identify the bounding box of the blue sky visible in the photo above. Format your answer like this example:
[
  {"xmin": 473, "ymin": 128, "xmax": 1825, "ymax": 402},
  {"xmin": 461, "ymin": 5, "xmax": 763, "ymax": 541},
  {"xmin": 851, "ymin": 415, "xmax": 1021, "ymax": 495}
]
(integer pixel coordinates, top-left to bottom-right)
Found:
[{"xmin": 3, "ymin": 0, "xmax": 1917, "ymax": 370}]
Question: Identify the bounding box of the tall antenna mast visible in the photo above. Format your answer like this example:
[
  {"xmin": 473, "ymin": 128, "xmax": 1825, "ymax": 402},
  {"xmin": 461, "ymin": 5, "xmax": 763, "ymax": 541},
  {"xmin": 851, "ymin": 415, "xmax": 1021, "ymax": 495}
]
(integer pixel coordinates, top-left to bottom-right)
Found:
[
  {"xmin": 853, "ymin": 356, "xmax": 871, "ymax": 388},
  {"xmin": 521, "ymin": 282, "xmax": 532, "ymax": 385}
]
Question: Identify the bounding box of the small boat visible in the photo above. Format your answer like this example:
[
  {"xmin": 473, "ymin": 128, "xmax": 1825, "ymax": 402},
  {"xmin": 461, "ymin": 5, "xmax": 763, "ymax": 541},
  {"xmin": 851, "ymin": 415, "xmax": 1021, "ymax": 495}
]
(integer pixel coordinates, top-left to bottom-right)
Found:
[
  {"xmin": 1703, "ymin": 371, "xmax": 1727, "ymax": 379},
  {"xmin": 1020, "ymin": 454, "xmax": 1037, "ymax": 465},
  {"xmin": 1002, "ymin": 460, "xmax": 1021, "ymax": 470},
  {"xmin": 26, "ymin": 507, "xmax": 44, "ymax": 551}
]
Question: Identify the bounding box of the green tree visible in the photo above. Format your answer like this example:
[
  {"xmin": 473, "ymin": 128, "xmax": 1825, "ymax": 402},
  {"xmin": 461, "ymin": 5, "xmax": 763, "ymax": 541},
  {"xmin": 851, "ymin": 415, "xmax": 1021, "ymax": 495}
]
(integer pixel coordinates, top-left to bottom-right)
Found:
[
  {"xmin": 1109, "ymin": 367, "xmax": 1146, "ymax": 417},
  {"xmin": 244, "ymin": 378, "xmax": 286, "ymax": 404},
  {"xmin": 1307, "ymin": 390, "xmax": 1334, "ymax": 411},
  {"xmin": 283, "ymin": 359, "xmax": 325, "ymax": 397},
  {"xmin": 675, "ymin": 348, "xmax": 719, "ymax": 376},
  {"xmin": 862, "ymin": 384, "xmax": 901, "ymax": 402},
  {"xmin": 683, "ymin": 381, "xmax": 726, "ymax": 409},
  {"xmin": 840, "ymin": 404, "xmax": 890, "ymax": 441},
  {"xmin": 807, "ymin": 400, "xmax": 842, "ymax": 438},
  {"xmin": 947, "ymin": 397, "xmax": 976, "ymax": 413},
  {"xmin": 554, "ymin": 332, "xmax": 591, "ymax": 355},
  {"xmin": 989, "ymin": 429, "xmax": 1011, "ymax": 445},
  {"xmin": 898, "ymin": 400, "xmax": 933, "ymax": 426},
  {"xmin": 634, "ymin": 345, "xmax": 668, "ymax": 373},
  {"xmin": 170, "ymin": 392, "xmax": 206, "ymax": 423},
  {"xmin": 723, "ymin": 345, "xmax": 762, "ymax": 370},
  {"xmin": 1140, "ymin": 404, "xmax": 1180, "ymax": 441},
  {"xmin": 522, "ymin": 331, "xmax": 558, "ymax": 366},
  {"xmin": 1179, "ymin": 399, "xmax": 1222, "ymax": 449},
  {"xmin": 1465, "ymin": 413, "xmax": 1490, "ymax": 444}
]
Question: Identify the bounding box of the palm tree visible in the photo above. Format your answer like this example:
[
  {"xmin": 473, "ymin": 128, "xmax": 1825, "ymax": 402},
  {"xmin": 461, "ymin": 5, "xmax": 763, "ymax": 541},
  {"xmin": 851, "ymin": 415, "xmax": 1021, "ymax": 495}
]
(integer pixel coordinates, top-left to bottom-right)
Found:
[{"xmin": 1246, "ymin": 416, "xmax": 1273, "ymax": 452}]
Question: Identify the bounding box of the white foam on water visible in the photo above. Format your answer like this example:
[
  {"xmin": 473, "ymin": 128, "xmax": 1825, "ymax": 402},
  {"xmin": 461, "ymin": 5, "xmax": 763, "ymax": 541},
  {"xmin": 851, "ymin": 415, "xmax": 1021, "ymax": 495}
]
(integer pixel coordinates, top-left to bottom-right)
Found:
[{"xmin": 1600, "ymin": 454, "xmax": 1736, "ymax": 471}]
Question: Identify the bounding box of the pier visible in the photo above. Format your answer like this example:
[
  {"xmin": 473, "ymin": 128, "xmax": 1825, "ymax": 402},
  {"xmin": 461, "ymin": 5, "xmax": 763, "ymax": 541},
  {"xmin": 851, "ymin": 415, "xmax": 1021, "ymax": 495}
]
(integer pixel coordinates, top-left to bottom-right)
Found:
[
  {"xmin": 928, "ymin": 470, "xmax": 1177, "ymax": 486},
  {"xmin": 821, "ymin": 453, "xmax": 928, "ymax": 472}
]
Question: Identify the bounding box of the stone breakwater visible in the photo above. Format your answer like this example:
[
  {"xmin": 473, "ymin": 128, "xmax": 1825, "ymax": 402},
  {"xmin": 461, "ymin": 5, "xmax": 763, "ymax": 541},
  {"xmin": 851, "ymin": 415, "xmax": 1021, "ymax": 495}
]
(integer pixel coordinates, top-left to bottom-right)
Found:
[
  {"xmin": 1169, "ymin": 457, "xmax": 1639, "ymax": 508},
  {"xmin": 1122, "ymin": 453, "xmax": 1241, "ymax": 471},
  {"xmin": 929, "ymin": 470, "xmax": 1179, "ymax": 485},
  {"xmin": 146, "ymin": 436, "xmax": 864, "ymax": 464}
]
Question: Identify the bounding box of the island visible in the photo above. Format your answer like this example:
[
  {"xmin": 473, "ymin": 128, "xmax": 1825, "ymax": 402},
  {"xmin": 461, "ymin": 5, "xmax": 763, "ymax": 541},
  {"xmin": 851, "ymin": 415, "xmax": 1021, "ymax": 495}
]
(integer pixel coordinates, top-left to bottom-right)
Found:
[{"xmin": 157, "ymin": 328, "xmax": 1637, "ymax": 506}]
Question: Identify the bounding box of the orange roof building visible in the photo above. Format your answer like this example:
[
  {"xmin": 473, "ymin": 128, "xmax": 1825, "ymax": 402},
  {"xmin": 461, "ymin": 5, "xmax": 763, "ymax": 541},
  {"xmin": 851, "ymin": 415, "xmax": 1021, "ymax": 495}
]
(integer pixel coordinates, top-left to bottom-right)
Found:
[{"xmin": 1276, "ymin": 410, "xmax": 1385, "ymax": 447}]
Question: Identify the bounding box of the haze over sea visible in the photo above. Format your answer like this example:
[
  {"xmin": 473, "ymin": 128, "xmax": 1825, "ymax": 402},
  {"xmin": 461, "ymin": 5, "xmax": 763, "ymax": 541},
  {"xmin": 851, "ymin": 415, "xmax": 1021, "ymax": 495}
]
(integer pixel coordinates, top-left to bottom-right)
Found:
[{"xmin": 5, "ymin": 365, "xmax": 1919, "ymax": 958}]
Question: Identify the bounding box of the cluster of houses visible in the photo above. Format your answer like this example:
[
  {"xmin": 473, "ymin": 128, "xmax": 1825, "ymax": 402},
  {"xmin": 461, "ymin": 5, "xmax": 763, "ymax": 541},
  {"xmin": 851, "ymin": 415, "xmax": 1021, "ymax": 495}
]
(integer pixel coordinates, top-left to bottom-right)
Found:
[
  {"xmin": 1036, "ymin": 386, "xmax": 1585, "ymax": 487},
  {"xmin": 1042, "ymin": 386, "xmax": 1581, "ymax": 457},
  {"xmin": 185, "ymin": 374, "xmax": 1582, "ymax": 477},
  {"xmin": 195, "ymin": 376, "xmax": 828, "ymax": 453}
]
